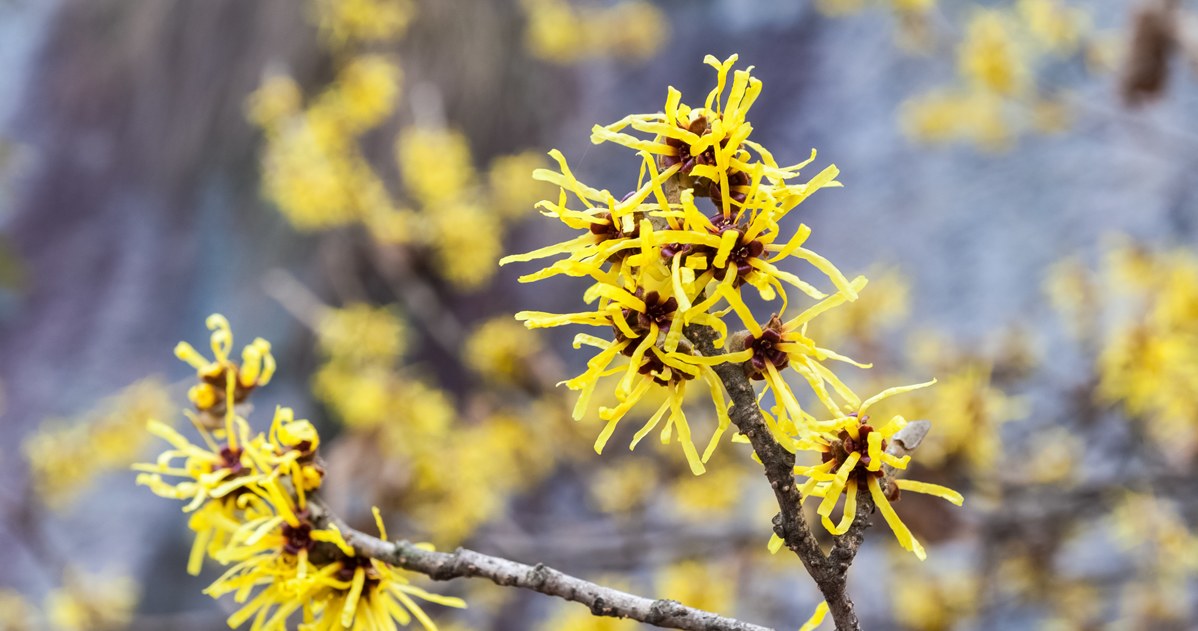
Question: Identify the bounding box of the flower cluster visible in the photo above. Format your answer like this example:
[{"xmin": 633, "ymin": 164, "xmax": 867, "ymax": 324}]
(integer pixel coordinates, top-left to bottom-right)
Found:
[
  {"xmin": 310, "ymin": 304, "xmax": 554, "ymax": 545},
  {"xmin": 520, "ymin": 0, "xmax": 667, "ymax": 64},
  {"xmin": 505, "ymin": 55, "xmax": 960, "ymax": 556},
  {"xmin": 248, "ymin": 0, "xmax": 554, "ymax": 291},
  {"xmin": 898, "ymin": 1, "xmax": 1099, "ymax": 149},
  {"xmin": 23, "ymin": 378, "xmax": 172, "ymax": 510},
  {"xmin": 136, "ymin": 315, "xmax": 464, "ymax": 629},
  {"xmin": 1049, "ymin": 239, "xmax": 1198, "ymax": 460}
]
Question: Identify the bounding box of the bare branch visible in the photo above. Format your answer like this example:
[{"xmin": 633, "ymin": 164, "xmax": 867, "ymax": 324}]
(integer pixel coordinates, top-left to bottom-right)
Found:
[{"xmin": 310, "ymin": 499, "xmax": 775, "ymax": 631}]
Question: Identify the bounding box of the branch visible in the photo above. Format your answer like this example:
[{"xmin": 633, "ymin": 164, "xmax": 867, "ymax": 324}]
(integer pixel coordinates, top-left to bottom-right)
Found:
[
  {"xmin": 686, "ymin": 323, "xmax": 861, "ymax": 631},
  {"xmin": 309, "ymin": 499, "xmax": 774, "ymax": 631}
]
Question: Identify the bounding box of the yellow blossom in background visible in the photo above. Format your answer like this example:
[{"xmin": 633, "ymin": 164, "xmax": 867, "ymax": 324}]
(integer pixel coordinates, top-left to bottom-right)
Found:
[
  {"xmin": 429, "ymin": 202, "xmax": 503, "ymax": 290},
  {"xmin": 900, "ymin": 90, "xmax": 1011, "ymax": 149},
  {"xmin": 1018, "ymin": 0, "xmax": 1087, "ymax": 54},
  {"xmin": 538, "ymin": 578, "xmax": 641, "ymax": 631},
  {"xmin": 889, "ymin": 564, "xmax": 977, "ymax": 631},
  {"xmin": 488, "ymin": 151, "xmax": 553, "ymax": 219},
  {"xmin": 520, "ymin": 0, "xmax": 667, "ymax": 64},
  {"xmin": 656, "ymin": 561, "xmax": 735, "ymax": 615},
  {"xmin": 0, "ymin": 590, "xmax": 36, "ymax": 631},
  {"xmin": 890, "ymin": 355, "xmax": 1024, "ymax": 471},
  {"xmin": 1110, "ymin": 494, "xmax": 1198, "ymax": 626},
  {"xmin": 1020, "ymin": 428, "xmax": 1079, "ymax": 484},
  {"xmin": 386, "ymin": 379, "xmax": 458, "ymax": 443},
  {"xmin": 960, "ymin": 11, "xmax": 1027, "ymax": 96},
  {"xmin": 313, "ymin": 362, "xmax": 395, "ymax": 429},
  {"xmin": 247, "ymin": 75, "xmax": 303, "ymax": 130},
  {"xmin": 816, "ymin": 0, "xmax": 867, "ymax": 17},
  {"xmin": 1111, "ymin": 494, "xmax": 1198, "ymax": 573},
  {"xmin": 464, "ymin": 316, "xmax": 544, "ymax": 384},
  {"xmin": 315, "ymin": 55, "xmax": 404, "ymax": 131},
  {"xmin": 253, "ymin": 56, "xmax": 402, "ymax": 232},
  {"xmin": 44, "ymin": 569, "xmax": 139, "ymax": 631},
  {"xmin": 317, "ymin": 303, "xmax": 409, "ymax": 364},
  {"xmin": 1091, "ymin": 241, "xmax": 1198, "ymax": 459},
  {"xmin": 23, "ymin": 378, "xmax": 172, "ymax": 510},
  {"xmin": 817, "ymin": 0, "xmax": 934, "ymax": 17},
  {"xmin": 312, "ymin": 0, "xmax": 415, "ymax": 46},
  {"xmin": 806, "ymin": 266, "xmax": 910, "ymax": 347},
  {"xmin": 670, "ymin": 463, "xmax": 742, "ymax": 518},
  {"xmin": 1044, "ymin": 253, "xmax": 1097, "ymax": 340},
  {"xmin": 397, "ymin": 128, "xmax": 477, "ymax": 207},
  {"xmin": 589, "ymin": 458, "xmax": 659, "ymax": 514},
  {"xmin": 407, "ymin": 412, "xmax": 553, "ymax": 543}
]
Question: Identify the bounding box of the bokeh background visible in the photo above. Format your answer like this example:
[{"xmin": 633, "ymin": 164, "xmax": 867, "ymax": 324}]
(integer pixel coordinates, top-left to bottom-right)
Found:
[{"xmin": 2, "ymin": 0, "xmax": 1197, "ymax": 629}]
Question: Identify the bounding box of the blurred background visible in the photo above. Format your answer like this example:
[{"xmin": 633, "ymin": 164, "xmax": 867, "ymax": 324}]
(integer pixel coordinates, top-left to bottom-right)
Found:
[{"xmin": 1, "ymin": 0, "xmax": 1197, "ymax": 629}]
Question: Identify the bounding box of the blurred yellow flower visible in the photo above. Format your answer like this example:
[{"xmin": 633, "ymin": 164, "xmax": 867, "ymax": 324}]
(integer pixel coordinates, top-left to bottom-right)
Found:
[
  {"xmin": 589, "ymin": 458, "xmax": 659, "ymax": 514},
  {"xmin": 488, "ymin": 151, "xmax": 553, "ymax": 219},
  {"xmin": 1018, "ymin": 0, "xmax": 1087, "ymax": 54},
  {"xmin": 24, "ymin": 378, "xmax": 172, "ymax": 510},
  {"xmin": 313, "ymin": 0, "xmax": 415, "ymax": 46},
  {"xmin": 317, "ymin": 303, "xmax": 409, "ymax": 364},
  {"xmin": 521, "ymin": 0, "xmax": 667, "ymax": 64},
  {"xmin": 429, "ymin": 202, "xmax": 503, "ymax": 290},
  {"xmin": 397, "ymin": 128, "xmax": 477, "ymax": 207},
  {"xmin": 45, "ymin": 569, "xmax": 138, "ymax": 631},
  {"xmin": 900, "ymin": 90, "xmax": 1011, "ymax": 150},
  {"xmin": 670, "ymin": 463, "xmax": 742, "ymax": 518},
  {"xmin": 959, "ymin": 11, "xmax": 1028, "ymax": 96},
  {"xmin": 464, "ymin": 316, "xmax": 544, "ymax": 383},
  {"xmin": 0, "ymin": 590, "xmax": 36, "ymax": 631},
  {"xmin": 656, "ymin": 561, "xmax": 735, "ymax": 615},
  {"xmin": 890, "ymin": 565, "xmax": 977, "ymax": 631}
]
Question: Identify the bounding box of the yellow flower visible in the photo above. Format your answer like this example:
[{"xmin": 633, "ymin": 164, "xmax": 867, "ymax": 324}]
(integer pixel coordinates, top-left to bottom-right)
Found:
[
  {"xmin": 317, "ymin": 303, "xmax": 408, "ymax": 364},
  {"xmin": 304, "ymin": 512, "xmax": 466, "ymax": 631},
  {"xmin": 670, "ymin": 462, "xmax": 742, "ymax": 517},
  {"xmin": 313, "ymin": 0, "xmax": 415, "ymax": 46},
  {"xmin": 656, "ymin": 560, "xmax": 735, "ymax": 614},
  {"xmin": 139, "ymin": 317, "xmax": 466, "ymax": 630},
  {"xmin": 174, "ymin": 313, "xmax": 276, "ymax": 419},
  {"xmin": 397, "ymin": 127, "xmax": 476, "ymax": 207},
  {"xmin": 786, "ymin": 383, "xmax": 961, "ymax": 560},
  {"xmin": 429, "ymin": 202, "xmax": 503, "ymax": 290},
  {"xmin": 251, "ymin": 56, "xmax": 403, "ymax": 232},
  {"xmin": 593, "ymin": 54, "xmax": 840, "ymax": 219},
  {"xmin": 1018, "ymin": 0, "xmax": 1088, "ymax": 54},
  {"xmin": 464, "ymin": 316, "xmax": 544, "ymax": 384},
  {"xmin": 520, "ymin": 0, "xmax": 667, "ymax": 64},
  {"xmin": 487, "ymin": 151, "xmax": 554, "ymax": 219},
  {"xmin": 0, "ymin": 589, "xmax": 36, "ymax": 631},
  {"xmin": 505, "ymin": 55, "xmax": 862, "ymax": 474},
  {"xmin": 314, "ymin": 55, "xmax": 403, "ymax": 133},
  {"xmin": 900, "ymin": 89, "xmax": 1011, "ymax": 150},
  {"xmin": 589, "ymin": 458, "xmax": 659, "ymax": 514},
  {"xmin": 888, "ymin": 564, "xmax": 977, "ymax": 631},
  {"xmin": 959, "ymin": 11, "xmax": 1028, "ymax": 96},
  {"xmin": 23, "ymin": 378, "xmax": 172, "ymax": 510},
  {"xmin": 45, "ymin": 568, "xmax": 139, "ymax": 631},
  {"xmin": 248, "ymin": 75, "xmax": 303, "ymax": 130}
]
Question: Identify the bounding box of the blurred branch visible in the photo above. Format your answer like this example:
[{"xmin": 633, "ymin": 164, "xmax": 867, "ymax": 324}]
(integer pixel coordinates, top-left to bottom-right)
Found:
[{"xmin": 310, "ymin": 498, "xmax": 773, "ymax": 631}]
